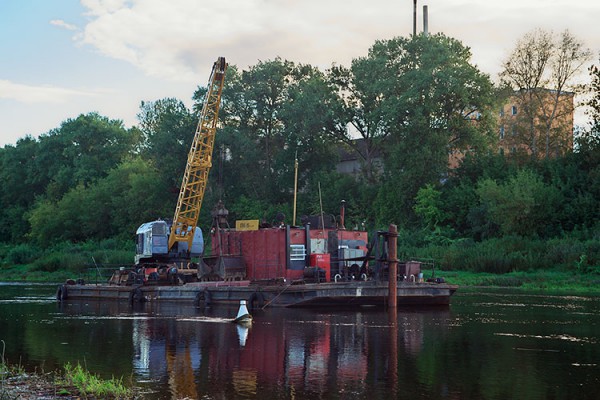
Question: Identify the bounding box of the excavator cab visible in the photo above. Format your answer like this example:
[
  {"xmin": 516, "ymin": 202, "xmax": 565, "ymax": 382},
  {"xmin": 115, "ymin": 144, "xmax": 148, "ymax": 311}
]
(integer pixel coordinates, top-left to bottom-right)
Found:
[{"xmin": 135, "ymin": 220, "xmax": 204, "ymax": 265}]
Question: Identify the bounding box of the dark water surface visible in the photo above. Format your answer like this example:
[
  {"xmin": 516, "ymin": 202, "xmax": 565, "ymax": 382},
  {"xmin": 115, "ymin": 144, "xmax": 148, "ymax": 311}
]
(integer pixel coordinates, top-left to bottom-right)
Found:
[{"xmin": 0, "ymin": 283, "xmax": 598, "ymax": 399}]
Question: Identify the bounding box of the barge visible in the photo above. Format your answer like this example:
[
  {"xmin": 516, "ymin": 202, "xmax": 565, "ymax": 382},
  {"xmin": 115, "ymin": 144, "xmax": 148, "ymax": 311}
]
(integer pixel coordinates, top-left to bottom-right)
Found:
[
  {"xmin": 57, "ymin": 223, "xmax": 457, "ymax": 308},
  {"xmin": 57, "ymin": 280, "xmax": 457, "ymax": 308}
]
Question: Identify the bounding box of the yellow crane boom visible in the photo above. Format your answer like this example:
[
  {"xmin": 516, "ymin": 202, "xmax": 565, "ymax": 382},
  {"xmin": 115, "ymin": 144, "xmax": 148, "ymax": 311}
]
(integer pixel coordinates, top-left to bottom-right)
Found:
[{"xmin": 168, "ymin": 57, "xmax": 227, "ymax": 251}]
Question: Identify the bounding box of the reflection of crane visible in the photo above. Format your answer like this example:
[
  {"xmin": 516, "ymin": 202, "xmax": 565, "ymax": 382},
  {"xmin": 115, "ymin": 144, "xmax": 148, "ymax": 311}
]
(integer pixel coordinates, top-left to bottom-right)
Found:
[{"xmin": 133, "ymin": 57, "xmax": 228, "ymax": 277}]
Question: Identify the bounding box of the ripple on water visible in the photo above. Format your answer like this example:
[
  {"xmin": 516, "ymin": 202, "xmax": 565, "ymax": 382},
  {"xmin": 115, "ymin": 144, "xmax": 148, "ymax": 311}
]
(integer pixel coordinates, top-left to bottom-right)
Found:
[{"xmin": 494, "ymin": 332, "xmax": 596, "ymax": 344}]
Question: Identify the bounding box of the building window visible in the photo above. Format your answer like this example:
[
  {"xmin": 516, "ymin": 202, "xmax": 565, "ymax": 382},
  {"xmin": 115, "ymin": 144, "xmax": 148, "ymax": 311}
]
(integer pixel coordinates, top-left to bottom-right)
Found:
[
  {"xmin": 511, "ymin": 106, "xmax": 518, "ymax": 115},
  {"xmin": 499, "ymin": 108, "xmax": 504, "ymax": 117},
  {"xmin": 512, "ymin": 126, "xmax": 517, "ymax": 136},
  {"xmin": 500, "ymin": 125, "xmax": 505, "ymax": 139}
]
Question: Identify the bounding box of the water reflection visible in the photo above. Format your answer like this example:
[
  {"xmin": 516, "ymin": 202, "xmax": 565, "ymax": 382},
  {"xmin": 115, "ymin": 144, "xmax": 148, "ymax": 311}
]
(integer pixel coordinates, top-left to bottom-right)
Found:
[
  {"xmin": 117, "ymin": 304, "xmax": 448, "ymax": 399},
  {"xmin": 1, "ymin": 285, "xmax": 599, "ymax": 400}
]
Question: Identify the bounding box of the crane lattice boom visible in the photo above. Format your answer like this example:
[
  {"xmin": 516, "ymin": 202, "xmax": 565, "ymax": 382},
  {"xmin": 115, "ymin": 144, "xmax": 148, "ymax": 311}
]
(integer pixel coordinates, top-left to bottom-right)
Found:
[{"xmin": 168, "ymin": 57, "xmax": 227, "ymax": 251}]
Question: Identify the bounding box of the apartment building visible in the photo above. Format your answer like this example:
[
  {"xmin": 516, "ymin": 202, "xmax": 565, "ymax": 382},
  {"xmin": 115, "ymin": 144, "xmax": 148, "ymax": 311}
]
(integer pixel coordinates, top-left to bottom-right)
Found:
[{"xmin": 498, "ymin": 89, "xmax": 574, "ymax": 158}]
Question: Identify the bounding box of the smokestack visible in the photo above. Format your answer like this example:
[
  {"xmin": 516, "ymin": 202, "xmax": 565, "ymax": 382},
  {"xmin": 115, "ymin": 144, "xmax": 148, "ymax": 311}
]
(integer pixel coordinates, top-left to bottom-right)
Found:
[
  {"xmin": 423, "ymin": 5, "xmax": 428, "ymax": 36},
  {"xmin": 413, "ymin": 0, "xmax": 417, "ymax": 36}
]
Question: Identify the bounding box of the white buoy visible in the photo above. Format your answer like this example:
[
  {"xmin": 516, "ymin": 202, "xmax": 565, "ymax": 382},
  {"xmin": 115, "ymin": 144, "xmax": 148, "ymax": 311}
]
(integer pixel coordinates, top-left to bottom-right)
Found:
[{"xmin": 233, "ymin": 300, "xmax": 252, "ymax": 325}]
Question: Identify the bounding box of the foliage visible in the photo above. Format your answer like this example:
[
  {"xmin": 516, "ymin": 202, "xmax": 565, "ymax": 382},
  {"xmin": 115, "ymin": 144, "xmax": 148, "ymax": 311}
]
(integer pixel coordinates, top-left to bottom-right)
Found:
[
  {"xmin": 28, "ymin": 158, "xmax": 169, "ymax": 246},
  {"xmin": 475, "ymin": 169, "xmax": 562, "ymax": 237},
  {"xmin": 0, "ymin": 33, "xmax": 599, "ymax": 279},
  {"xmin": 414, "ymin": 184, "xmax": 444, "ymax": 229},
  {"xmin": 360, "ymin": 33, "xmax": 498, "ymax": 225},
  {"xmin": 212, "ymin": 59, "xmax": 340, "ymax": 212},
  {"xmin": 2, "ymin": 244, "xmax": 41, "ymax": 266},
  {"xmin": 500, "ymin": 29, "xmax": 592, "ymax": 158},
  {"xmin": 407, "ymin": 235, "xmax": 600, "ymax": 274},
  {"xmin": 137, "ymin": 98, "xmax": 197, "ymax": 190}
]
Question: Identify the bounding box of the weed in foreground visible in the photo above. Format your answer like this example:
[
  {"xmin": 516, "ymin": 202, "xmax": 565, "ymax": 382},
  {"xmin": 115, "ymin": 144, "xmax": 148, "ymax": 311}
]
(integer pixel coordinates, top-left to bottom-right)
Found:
[{"xmin": 59, "ymin": 362, "xmax": 132, "ymax": 399}]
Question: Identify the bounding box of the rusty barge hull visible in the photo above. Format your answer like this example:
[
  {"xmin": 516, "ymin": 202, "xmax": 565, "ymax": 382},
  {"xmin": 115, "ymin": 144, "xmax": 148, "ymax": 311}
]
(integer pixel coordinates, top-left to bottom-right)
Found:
[{"xmin": 58, "ymin": 281, "xmax": 458, "ymax": 308}]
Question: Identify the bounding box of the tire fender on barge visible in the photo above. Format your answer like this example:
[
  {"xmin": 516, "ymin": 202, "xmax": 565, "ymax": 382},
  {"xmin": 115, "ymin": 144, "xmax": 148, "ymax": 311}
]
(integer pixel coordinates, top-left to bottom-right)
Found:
[
  {"xmin": 129, "ymin": 287, "xmax": 145, "ymax": 304},
  {"xmin": 194, "ymin": 289, "xmax": 212, "ymax": 308},
  {"xmin": 248, "ymin": 291, "xmax": 265, "ymax": 310},
  {"xmin": 56, "ymin": 284, "xmax": 68, "ymax": 302}
]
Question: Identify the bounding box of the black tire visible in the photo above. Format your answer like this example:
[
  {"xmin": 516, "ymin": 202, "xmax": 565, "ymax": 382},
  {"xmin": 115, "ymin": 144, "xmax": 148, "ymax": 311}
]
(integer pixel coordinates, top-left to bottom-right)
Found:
[
  {"xmin": 56, "ymin": 285, "xmax": 68, "ymax": 302},
  {"xmin": 248, "ymin": 292, "xmax": 265, "ymax": 310},
  {"xmin": 204, "ymin": 289, "xmax": 212, "ymax": 306},
  {"xmin": 194, "ymin": 289, "xmax": 212, "ymax": 308},
  {"xmin": 194, "ymin": 292, "xmax": 203, "ymax": 307},
  {"xmin": 129, "ymin": 287, "xmax": 145, "ymax": 304}
]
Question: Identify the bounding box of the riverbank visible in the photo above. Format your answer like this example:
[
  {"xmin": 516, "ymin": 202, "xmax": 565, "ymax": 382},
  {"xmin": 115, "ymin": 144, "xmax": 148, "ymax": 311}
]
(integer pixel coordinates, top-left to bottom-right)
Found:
[
  {"xmin": 1, "ymin": 361, "xmax": 135, "ymax": 400},
  {"xmin": 0, "ymin": 264, "xmax": 598, "ymax": 295},
  {"xmin": 0, "ymin": 264, "xmax": 76, "ymax": 283},
  {"xmin": 425, "ymin": 269, "xmax": 600, "ymax": 295}
]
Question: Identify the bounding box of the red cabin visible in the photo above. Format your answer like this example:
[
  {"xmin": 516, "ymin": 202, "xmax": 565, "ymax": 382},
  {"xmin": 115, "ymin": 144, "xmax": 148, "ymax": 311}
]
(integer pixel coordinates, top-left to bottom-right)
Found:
[{"xmin": 208, "ymin": 225, "xmax": 368, "ymax": 283}]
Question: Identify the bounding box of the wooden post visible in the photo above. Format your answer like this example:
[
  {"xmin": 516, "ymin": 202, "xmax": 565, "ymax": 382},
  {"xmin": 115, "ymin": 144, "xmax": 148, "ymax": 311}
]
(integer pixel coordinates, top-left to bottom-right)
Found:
[{"xmin": 388, "ymin": 224, "xmax": 398, "ymax": 309}]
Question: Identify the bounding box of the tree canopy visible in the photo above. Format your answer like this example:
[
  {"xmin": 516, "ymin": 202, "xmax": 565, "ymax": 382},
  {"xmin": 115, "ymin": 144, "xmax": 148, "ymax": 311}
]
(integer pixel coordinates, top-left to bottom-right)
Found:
[{"xmin": 0, "ymin": 33, "xmax": 597, "ymax": 256}]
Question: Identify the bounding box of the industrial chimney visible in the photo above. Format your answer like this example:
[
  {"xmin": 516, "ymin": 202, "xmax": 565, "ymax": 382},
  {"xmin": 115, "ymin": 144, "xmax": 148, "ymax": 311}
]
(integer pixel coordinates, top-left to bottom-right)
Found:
[
  {"xmin": 413, "ymin": 0, "xmax": 417, "ymax": 36},
  {"xmin": 423, "ymin": 5, "xmax": 428, "ymax": 36}
]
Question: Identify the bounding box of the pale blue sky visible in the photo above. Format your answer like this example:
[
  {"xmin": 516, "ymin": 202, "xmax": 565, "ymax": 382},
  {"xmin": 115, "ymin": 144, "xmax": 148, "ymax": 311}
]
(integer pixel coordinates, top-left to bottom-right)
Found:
[{"xmin": 1, "ymin": 0, "xmax": 598, "ymax": 147}]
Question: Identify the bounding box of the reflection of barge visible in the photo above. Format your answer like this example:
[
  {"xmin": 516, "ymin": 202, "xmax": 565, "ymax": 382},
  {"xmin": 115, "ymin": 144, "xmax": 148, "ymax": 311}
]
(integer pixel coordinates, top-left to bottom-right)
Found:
[{"xmin": 58, "ymin": 224, "xmax": 457, "ymax": 308}]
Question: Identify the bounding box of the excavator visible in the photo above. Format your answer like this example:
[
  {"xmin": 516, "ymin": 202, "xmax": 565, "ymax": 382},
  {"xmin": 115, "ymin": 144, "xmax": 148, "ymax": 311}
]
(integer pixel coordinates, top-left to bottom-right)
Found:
[{"xmin": 119, "ymin": 57, "xmax": 227, "ymax": 285}]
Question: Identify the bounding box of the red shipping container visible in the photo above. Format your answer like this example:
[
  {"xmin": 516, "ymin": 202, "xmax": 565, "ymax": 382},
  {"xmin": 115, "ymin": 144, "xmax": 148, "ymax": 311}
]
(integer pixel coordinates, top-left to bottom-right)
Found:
[{"xmin": 310, "ymin": 253, "xmax": 330, "ymax": 282}]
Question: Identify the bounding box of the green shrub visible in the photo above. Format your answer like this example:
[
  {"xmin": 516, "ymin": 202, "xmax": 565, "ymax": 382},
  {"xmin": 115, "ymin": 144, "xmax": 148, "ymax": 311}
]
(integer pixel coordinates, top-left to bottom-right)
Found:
[
  {"xmin": 5, "ymin": 244, "xmax": 41, "ymax": 265},
  {"xmin": 406, "ymin": 235, "xmax": 598, "ymax": 274},
  {"xmin": 33, "ymin": 252, "xmax": 88, "ymax": 273}
]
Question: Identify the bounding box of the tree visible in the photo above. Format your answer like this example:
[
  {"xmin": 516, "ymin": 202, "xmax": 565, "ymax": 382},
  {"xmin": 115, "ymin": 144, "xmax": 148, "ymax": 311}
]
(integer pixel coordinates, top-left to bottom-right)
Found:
[
  {"xmin": 33, "ymin": 113, "xmax": 136, "ymax": 200},
  {"xmin": 28, "ymin": 158, "xmax": 170, "ymax": 246},
  {"xmin": 0, "ymin": 137, "xmax": 40, "ymax": 241},
  {"xmin": 500, "ymin": 29, "xmax": 591, "ymax": 158},
  {"xmin": 210, "ymin": 59, "xmax": 341, "ymax": 217},
  {"xmin": 582, "ymin": 56, "xmax": 600, "ymax": 148},
  {"xmin": 327, "ymin": 63, "xmax": 390, "ymax": 184},
  {"xmin": 137, "ymin": 98, "xmax": 197, "ymax": 191},
  {"xmin": 356, "ymin": 34, "xmax": 497, "ymax": 225},
  {"xmin": 476, "ymin": 169, "xmax": 562, "ymax": 237}
]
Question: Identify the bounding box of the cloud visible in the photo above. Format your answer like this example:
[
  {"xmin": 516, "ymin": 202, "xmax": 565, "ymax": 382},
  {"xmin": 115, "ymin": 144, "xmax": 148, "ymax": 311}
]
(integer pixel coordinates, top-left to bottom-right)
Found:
[
  {"xmin": 50, "ymin": 19, "xmax": 78, "ymax": 31},
  {"xmin": 0, "ymin": 80, "xmax": 94, "ymax": 104},
  {"xmin": 71, "ymin": 0, "xmax": 600, "ymax": 84},
  {"xmin": 75, "ymin": 0, "xmax": 406, "ymax": 81}
]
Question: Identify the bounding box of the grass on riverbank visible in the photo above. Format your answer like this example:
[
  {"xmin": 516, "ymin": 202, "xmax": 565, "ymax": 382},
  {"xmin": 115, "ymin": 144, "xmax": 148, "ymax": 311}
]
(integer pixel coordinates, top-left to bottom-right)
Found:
[
  {"xmin": 0, "ymin": 263, "xmax": 75, "ymax": 283},
  {"xmin": 1, "ymin": 358, "xmax": 134, "ymax": 399},
  {"xmin": 428, "ymin": 268, "xmax": 600, "ymax": 295},
  {"xmin": 58, "ymin": 362, "xmax": 133, "ymax": 399}
]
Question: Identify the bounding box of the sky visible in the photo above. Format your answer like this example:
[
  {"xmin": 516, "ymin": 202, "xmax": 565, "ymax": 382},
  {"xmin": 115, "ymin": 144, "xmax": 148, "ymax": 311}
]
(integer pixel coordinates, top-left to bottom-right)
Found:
[{"xmin": 1, "ymin": 0, "xmax": 599, "ymax": 147}]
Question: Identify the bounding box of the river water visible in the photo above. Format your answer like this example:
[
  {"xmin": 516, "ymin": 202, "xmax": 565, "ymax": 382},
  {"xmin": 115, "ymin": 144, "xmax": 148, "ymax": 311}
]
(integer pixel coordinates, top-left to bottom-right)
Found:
[{"xmin": 0, "ymin": 283, "xmax": 598, "ymax": 399}]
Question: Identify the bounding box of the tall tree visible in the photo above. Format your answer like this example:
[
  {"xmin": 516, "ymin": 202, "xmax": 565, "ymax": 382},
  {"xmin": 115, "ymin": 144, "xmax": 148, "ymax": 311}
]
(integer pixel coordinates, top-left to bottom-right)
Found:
[
  {"xmin": 209, "ymin": 59, "xmax": 340, "ymax": 214},
  {"xmin": 328, "ymin": 62, "xmax": 389, "ymax": 184},
  {"xmin": 0, "ymin": 136, "xmax": 40, "ymax": 242},
  {"xmin": 500, "ymin": 29, "xmax": 591, "ymax": 158},
  {"xmin": 358, "ymin": 34, "xmax": 497, "ymax": 225},
  {"xmin": 34, "ymin": 113, "xmax": 136, "ymax": 200},
  {"xmin": 137, "ymin": 98, "xmax": 197, "ymax": 192},
  {"xmin": 584, "ymin": 56, "xmax": 600, "ymax": 143}
]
